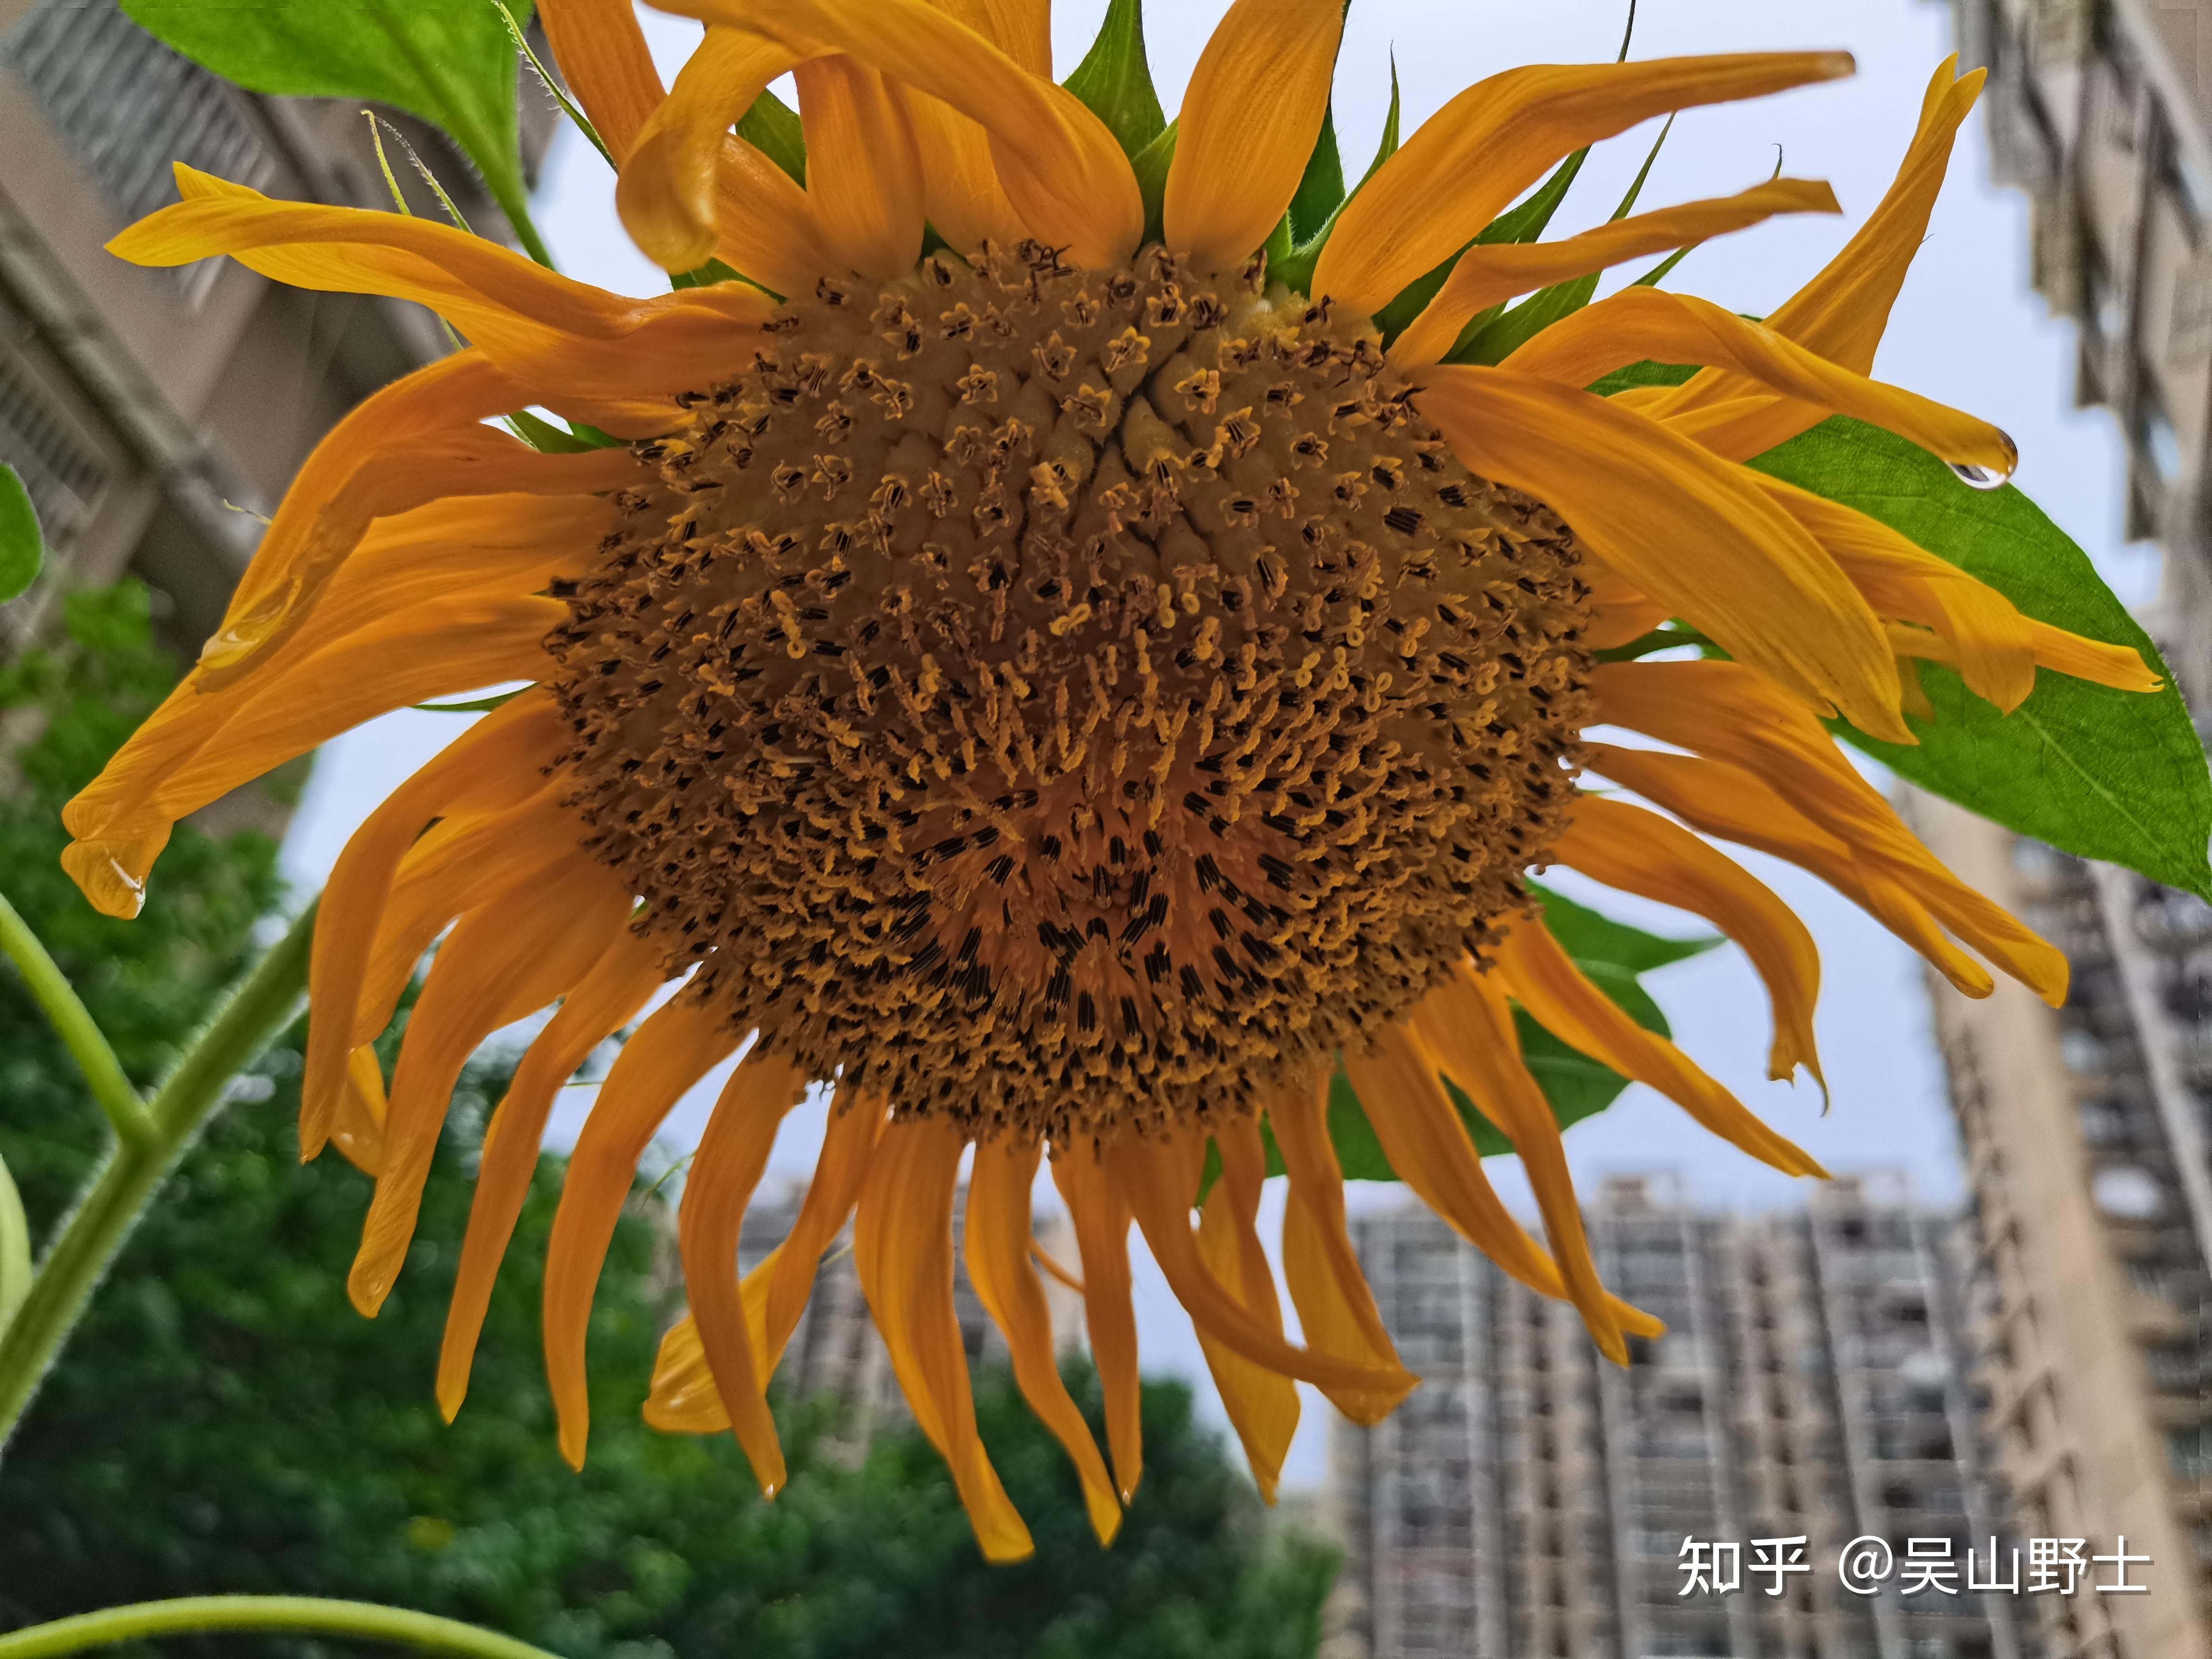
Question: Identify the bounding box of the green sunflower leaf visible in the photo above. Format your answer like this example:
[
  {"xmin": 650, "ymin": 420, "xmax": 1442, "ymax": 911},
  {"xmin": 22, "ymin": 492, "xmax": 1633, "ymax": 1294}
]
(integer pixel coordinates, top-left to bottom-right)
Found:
[
  {"xmin": 1131, "ymin": 119, "xmax": 1178, "ymax": 248},
  {"xmin": 1752, "ymin": 417, "xmax": 2212, "ymax": 902},
  {"xmin": 1309, "ymin": 889, "xmax": 1716, "ymax": 1182},
  {"xmin": 738, "ymin": 89, "xmax": 807, "ymax": 187},
  {"xmin": 121, "ymin": 0, "xmax": 549, "ymax": 267},
  {"xmin": 0, "ymin": 465, "xmax": 42, "ymax": 605},
  {"xmin": 504, "ymin": 409, "xmax": 622, "ymax": 453},
  {"xmin": 1064, "ymin": 0, "xmax": 1166, "ymax": 160},
  {"xmin": 1286, "ymin": 103, "xmax": 1347, "ymax": 245}
]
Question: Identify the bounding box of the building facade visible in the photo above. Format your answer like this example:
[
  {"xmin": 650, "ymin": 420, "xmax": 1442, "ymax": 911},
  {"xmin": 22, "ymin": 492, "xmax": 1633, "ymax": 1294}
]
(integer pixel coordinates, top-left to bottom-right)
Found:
[
  {"xmin": 1945, "ymin": 0, "xmax": 2212, "ymax": 702},
  {"xmin": 0, "ymin": 0, "xmax": 552, "ymax": 669},
  {"xmin": 1910, "ymin": 799, "xmax": 2212, "ymax": 1659},
  {"xmin": 1327, "ymin": 1176, "xmax": 2037, "ymax": 1659}
]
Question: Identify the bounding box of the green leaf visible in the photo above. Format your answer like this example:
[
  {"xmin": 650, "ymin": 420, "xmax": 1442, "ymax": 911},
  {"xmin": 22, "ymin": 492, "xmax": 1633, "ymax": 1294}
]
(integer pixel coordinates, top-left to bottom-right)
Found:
[
  {"xmin": 1064, "ymin": 0, "xmax": 1166, "ymax": 160},
  {"xmin": 0, "ymin": 1146, "xmax": 27, "ymax": 1338},
  {"xmin": 737, "ymin": 89, "xmax": 806, "ymax": 187},
  {"xmin": 1750, "ymin": 417, "xmax": 2212, "ymax": 900},
  {"xmin": 1131, "ymin": 119, "xmax": 1178, "ymax": 248},
  {"xmin": 0, "ymin": 466, "xmax": 41, "ymax": 605},
  {"xmin": 1286, "ymin": 104, "xmax": 1346, "ymax": 245},
  {"xmin": 1588, "ymin": 358, "xmax": 1699, "ymax": 397},
  {"xmin": 414, "ymin": 686, "xmax": 533, "ymax": 715},
  {"xmin": 122, "ymin": 0, "xmax": 550, "ymax": 267},
  {"xmin": 1358, "ymin": 53, "xmax": 1402, "ymax": 192},
  {"xmin": 1315, "ymin": 891, "xmax": 1715, "ymax": 1180},
  {"xmin": 503, "ymin": 409, "xmax": 621, "ymax": 454},
  {"xmin": 1274, "ymin": 53, "xmax": 1401, "ymax": 296}
]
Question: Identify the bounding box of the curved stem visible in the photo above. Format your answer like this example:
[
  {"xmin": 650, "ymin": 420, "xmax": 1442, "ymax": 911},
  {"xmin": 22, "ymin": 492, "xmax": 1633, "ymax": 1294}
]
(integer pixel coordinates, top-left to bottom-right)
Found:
[
  {"xmin": 0, "ymin": 1597, "xmax": 559, "ymax": 1659},
  {"xmin": 0, "ymin": 890, "xmax": 150, "ymax": 1148},
  {"xmin": 0, "ymin": 902, "xmax": 316, "ymax": 1455}
]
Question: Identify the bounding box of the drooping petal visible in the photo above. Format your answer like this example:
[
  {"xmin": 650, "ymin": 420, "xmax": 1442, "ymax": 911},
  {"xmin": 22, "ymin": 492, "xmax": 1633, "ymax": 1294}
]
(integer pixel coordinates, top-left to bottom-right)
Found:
[
  {"xmin": 1343, "ymin": 1027, "xmax": 1662, "ymax": 1341},
  {"xmin": 544, "ymin": 995, "xmax": 745, "ymax": 1468},
  {"xmin": 1264, "ymin": 1070, "xmax": 1410, "ymax": 1426},
  {"xmin": 678, "ymin": 1052, "xmax": 812, "ymax": 1494},
  {"xmin": 1404, "ymin": 968, "xmax": 1625, "ymax": 1363},
  {"xmin": 1050, "ymin": 1138, "xmax": 1144, "ymax": 1500},
  {"xmin": 1593, "ymin": 657, "xmax": 2067, "ymax": 1001},
  {"xmin": 1192, "ymin": 1115, "xmax": 1302, "ymax": 1500},
  {"xmin": 540, "ymin": 0, "xmax": 668, "ymax": 161},
  {"xmin": 439, "ymin": 924, "xmax": 666, "ymax": 1420},
  {"xmin": 656, "ymin": 0, "xmax": 1142, "ymax": 267},
  {"xmin": 1502, "ymin": 287, "xmax": 2017, "ymax": 476},
  {"xmin": 289, "ymin": 696, "xmax": 568, "ymax": 1151},
  {"xmin": 966, "ymin": 1134, "xmax": 1122, "ymax": 1544},
  {"xmin": 1551, "ymin": 792, "xmax": 1825, "ymax": 1085},
  {"xmin": 1490, "ymin": 915, "xmax": 1826, "ymax": 1179},
  {"xmin": 1415, "ymin": 365, "xmax": 1910, "ymax": 741},
  {"xmin": 1392, "ymin": 176, "xmax": 1841, "ymax": 369},
  {"xmin": 349, "ymin": 860, "xmax": 632, "ymax": 1316},
  {"xmin": 1164, "ymin": 0, "xmax": 1346, "ymax": 272},
  {"xmin": 329, "ymin": 1045, "xmax": 390, "ymax": 1177},
  {"xmin": 795, "ymin": 55, "xmax": 928, "ymax": 278},
  {"xmin": 897, "ymin": 0, "xmax": 1052, "ymax": 255},
  {"xmin": 857, "ymin": 1113, "xmax": 1034, "ymax": 1563},
  {"xmin": 1315, "ymin": 52, "xmax": 1854, "ymax": 313}
]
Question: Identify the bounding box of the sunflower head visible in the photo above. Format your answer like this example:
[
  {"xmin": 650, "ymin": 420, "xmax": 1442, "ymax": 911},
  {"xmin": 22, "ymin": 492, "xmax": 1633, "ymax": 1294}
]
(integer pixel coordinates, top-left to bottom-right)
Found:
[{"xmin": 64, "ymin": 0, "xmax": 2162, "ymax": 1565}]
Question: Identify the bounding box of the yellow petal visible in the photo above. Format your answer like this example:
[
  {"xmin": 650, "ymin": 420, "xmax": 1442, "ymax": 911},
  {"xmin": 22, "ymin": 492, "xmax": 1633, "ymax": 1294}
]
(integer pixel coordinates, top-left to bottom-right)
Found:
[
  {"xmin": 1316, "ymin": 52, "xmax": 1854, "ymax": 313},
  {"xmin": 678, "ymin": 1052, "xmax": 811, "ymax": 1494},
  {"xmin": 1552, "ymin": 792, "xmax": 1825, "ymax": 1085},
  {"xmin": 1502, "ymin": 287, "xmax": 2017, "ymax": 476},
  {"xmin": 795, "ymin": 55, "xmax": 928, "ymax": 278},
  {"xmin": 439, "ymin": 925, "xmax": 666, "ymax": 1420},
  {"xmin": 1050, "ymin": 1139, "xmax": 1144, "ymax": 1500},
  {"xmin": 966, "ymin": 1135, "xmax": 1122, "ymax": 1544},
  {"xmin": 1491, "ymin": 915, "xmax": 1826, "ymax": 1179},
  {"xmin": 1392, "ymin": 176, "xmax": 1841, "ymax": 370},
  {"xmin": 349, "ymin": 861, "xmax": 631, "ymax": 1317},
  {"xmin": 541, "ymin": 0, "xmax": 669, "ymax": 161},
  {"xmin": 1405, "ymin": 971, "xmax": 1628, "ymax": 1363},
  {"xmin": 1164, "ymin": 0, "xmax": 1346, "ymax": 273},
  {"xmin": 1192, "ymin": 1117, "xmax": 1301, "ymax": 1501},
  {"xmin": 543, "ymin": 996, "xmax": 744, "ymax": 1469},
  {"xmin": 658, "ymin": 0, "xmax": 1142, "ymax": 267},
  {"xmin": 897, "ymin": 0, "xmax": 1051, "ymax": 255},
  {"xmin": 330, "ymin": 1046, "xmax": 390, "ymax": 1178},
  {"xmin": 857, "ymin": 1114, "xmax": 1034, "ymax": 1563},
  {"xmin": 709, "ymin": 132, "xmax": 836, "ymax": 297},
  {"xmin": 616, "ymin": 25, "xmax": 807, "ymax": 272},
  {"xmin": 1414, "ymin": 365, "xmax": 1910, "ymax": 741},
  {"xmin": 1264, "ymin": 1069, "xmax": 1410, "ymax": 1426}
]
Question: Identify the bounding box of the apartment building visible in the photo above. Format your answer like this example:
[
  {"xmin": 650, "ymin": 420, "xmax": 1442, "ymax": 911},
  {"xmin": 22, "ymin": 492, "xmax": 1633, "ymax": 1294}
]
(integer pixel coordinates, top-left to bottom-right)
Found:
[{"xmin": 1327, "ymin": 1176, "xmax": 2035, "ymax": 1659}]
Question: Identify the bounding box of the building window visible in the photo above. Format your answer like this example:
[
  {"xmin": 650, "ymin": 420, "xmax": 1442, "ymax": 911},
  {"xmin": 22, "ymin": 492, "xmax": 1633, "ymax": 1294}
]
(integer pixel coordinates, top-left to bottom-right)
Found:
[
  {"xmin": 2091, "ymin": 1164, "xmax": 2165, "ymax": 1220},
  {"xmin": 2137, "ymin": 379, "xmax": 2185, "ymax": 483},
  {"xmin": 2167, "ymin": 1425, "xmax": 2211, "ymax": 1482}
]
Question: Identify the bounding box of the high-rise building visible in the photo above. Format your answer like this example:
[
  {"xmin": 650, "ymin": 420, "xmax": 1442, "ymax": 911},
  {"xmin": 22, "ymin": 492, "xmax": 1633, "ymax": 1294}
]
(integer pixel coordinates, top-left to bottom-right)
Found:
[
  {"xmin": 0, "ymin": 0, "xmax": 552, "ymax": 669},
  {"xmin": 1909, "ymin": 798, "xmax": 2212, "ymax": 1659},
  {"xmin": 1944, "ymin": 0, "xmax": 2212, "ymax": 701},
  {"xmin": 1325, "ymin": 1174, "xmax": 2037, "ymax": 1659}
]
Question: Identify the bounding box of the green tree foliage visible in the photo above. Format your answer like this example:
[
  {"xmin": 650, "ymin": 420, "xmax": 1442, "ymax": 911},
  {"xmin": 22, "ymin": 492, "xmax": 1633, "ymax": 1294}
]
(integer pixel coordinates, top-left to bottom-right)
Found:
[{"xmin": 0, "ymin": 585, "xmax": 1337, "ymax": 1658}]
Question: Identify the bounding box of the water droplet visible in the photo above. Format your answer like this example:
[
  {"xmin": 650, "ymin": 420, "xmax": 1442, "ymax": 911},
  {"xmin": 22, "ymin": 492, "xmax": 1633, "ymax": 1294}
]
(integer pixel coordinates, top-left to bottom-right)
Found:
[{"xmin": 1950, "ymin": 462, "xmax": 2008, "ymax": 491}]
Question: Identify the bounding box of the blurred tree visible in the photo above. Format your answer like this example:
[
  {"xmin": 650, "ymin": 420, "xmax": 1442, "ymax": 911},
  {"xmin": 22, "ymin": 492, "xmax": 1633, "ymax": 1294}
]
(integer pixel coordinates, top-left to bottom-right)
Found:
[{"xmin": 0, "ymin": 584, "xmax": 1338, "ymax": 1659}]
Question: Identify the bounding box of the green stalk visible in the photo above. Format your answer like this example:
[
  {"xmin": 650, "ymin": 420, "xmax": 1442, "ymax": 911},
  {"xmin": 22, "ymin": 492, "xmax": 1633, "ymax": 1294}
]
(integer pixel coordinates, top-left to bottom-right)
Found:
[
  {"xmin": 0, "ymin": 890, "xmax": 149, "ymax": 1148},
  {"xmin": 0, "ymin": 902, "xmax": 316, "ymax": 1454},
  {"xmin": 0, "ymin": 1597, "xmax": 558, "ymax": 1659}
]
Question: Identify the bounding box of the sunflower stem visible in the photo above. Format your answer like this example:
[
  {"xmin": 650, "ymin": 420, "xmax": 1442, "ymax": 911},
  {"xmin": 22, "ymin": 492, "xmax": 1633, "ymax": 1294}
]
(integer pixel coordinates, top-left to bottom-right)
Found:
[
  {"xmin": 0, "ymin": 1597, "xmax": 559, "ymax": 1659},
  {"xmin": 0, "ymin": 889, "xmax": 150, "ymax": 1149},
  {"xmin": 0, "ymin": 902, "xmax": 316, "ymax": 1456}
]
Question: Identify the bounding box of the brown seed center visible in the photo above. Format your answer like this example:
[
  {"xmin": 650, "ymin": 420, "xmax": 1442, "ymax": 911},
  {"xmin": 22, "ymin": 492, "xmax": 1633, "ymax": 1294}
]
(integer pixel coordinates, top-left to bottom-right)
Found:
[{"xmin": 547, "ymin": 243, "xmax": 1595, "ymax": 1141}]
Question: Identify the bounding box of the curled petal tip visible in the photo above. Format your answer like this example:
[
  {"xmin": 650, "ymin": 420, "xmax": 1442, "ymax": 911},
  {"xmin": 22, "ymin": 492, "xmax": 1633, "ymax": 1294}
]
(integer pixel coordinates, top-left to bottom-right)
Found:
[{"xmin": 1815, "ymin": 50, "xmax": 1857, "ymax": 79}]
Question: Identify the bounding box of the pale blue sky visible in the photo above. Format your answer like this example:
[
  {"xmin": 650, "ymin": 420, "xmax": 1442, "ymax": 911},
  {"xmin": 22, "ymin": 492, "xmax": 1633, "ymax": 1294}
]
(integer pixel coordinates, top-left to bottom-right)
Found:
[{"xmin": 281, "ymin": 0, "xmax": 2149, "ymax": 1492}]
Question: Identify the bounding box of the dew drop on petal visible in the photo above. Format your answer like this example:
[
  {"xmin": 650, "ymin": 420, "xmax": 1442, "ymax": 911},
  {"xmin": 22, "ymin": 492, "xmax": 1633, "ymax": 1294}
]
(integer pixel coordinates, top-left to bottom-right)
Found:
[{"xmin": 1950, "ymin": 462, "xmax": 2008, "ymax": 491}]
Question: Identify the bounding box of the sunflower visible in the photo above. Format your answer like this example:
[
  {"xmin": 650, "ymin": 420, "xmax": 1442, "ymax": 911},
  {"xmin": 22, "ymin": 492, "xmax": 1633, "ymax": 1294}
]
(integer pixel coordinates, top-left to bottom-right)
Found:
[{"xmin": 63, "ymin": 0, "xmax": 2158, "ymax": 1560}]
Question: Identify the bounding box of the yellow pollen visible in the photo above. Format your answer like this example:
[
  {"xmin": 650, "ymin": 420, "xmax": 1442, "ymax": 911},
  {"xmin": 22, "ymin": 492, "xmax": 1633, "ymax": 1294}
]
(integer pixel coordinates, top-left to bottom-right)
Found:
[{"xmin": 546, "ymin": 243, "xmax": 1596, "ymax": 1141}]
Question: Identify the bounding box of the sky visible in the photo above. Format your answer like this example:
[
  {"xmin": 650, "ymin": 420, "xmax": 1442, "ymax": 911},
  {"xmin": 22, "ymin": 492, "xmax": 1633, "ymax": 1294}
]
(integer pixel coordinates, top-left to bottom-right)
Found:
[{"xmin": 279, "ymin": 0, "xmax": 2154, "ymax": 1493}]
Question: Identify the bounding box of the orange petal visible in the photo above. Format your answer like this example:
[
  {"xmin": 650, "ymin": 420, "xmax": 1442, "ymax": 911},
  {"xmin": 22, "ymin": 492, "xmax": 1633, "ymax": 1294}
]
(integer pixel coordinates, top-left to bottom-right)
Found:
[
  {"xmin": 1392, "ymin": 176, "xmax": 1841, "ymax": 370},
  {"xmin": 1192, "ymin": 1116, "xmax": 1301, "ymax": 1500},
  {"xmin": 1050, "ymin": 1138, "xmax": 1144, "ymax": 1500},
  {"xmin": 967, "ymin": 1135, "xmax": 1122, "ymax": 1544},
  {"xmin": 796, "ymin": 55, "xmax": 928, "ymax": 278},
  {"xmin": 1316, "ymin": 52, "xmax": 1854, "ymax": 313},
  {"xmin": 543, "ymin": 995, "xmax": 744, "ymax": 1468},
  {"xmin": 1490, "ymin": 914, "xmax": 1826, "ymax": 1179},
  {"xmin": 1552, "ymin": 792, "xmax": 1824, "ymax": 1085},
  {"xmin": 330, "ymin": 1045, "xmax": 391, "ymax": 1177},
  {"xmin": 894, "ymin": 0, "xmax": 1051, "ymax": 255},
  {"xmin": 678, "ymin": 1051, "xmax": 812, "ymax": 1494},
  {"xmin": 438, "ymin": 924, "xmax": 666, "ymax": 1421},
  {"xmin": 1415, "ymin": 365, "xmax": 1910, "ymax": 742},
  {"xmin": 1502, "ymin": 287, "xmax": 2016, "ymax": 477},
  {"xmin": 1164, "ymin": 0, "xmax": 1346, "ymax": 273},
  {"xmin": 540, "ymin": 0, "xmax": 668, "ymax": 161},
  {"xmin": 1404, "ymin": 971, "xmax": 1627, "ymax": 1362},
  {"xmin": 857, "ymin": 1114, "xmax": 1034, "ymax": 1563},
  {"xmin": 349, "ymin": 861, "xmax": 632, "ymax": 1317}
]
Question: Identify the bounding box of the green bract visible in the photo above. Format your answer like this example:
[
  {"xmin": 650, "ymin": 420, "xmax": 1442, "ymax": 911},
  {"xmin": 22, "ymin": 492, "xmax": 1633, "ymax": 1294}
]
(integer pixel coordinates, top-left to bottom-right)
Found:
[{"xmin": 0, "ymin": 466, "xmax": 40, "ymax": 606}]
